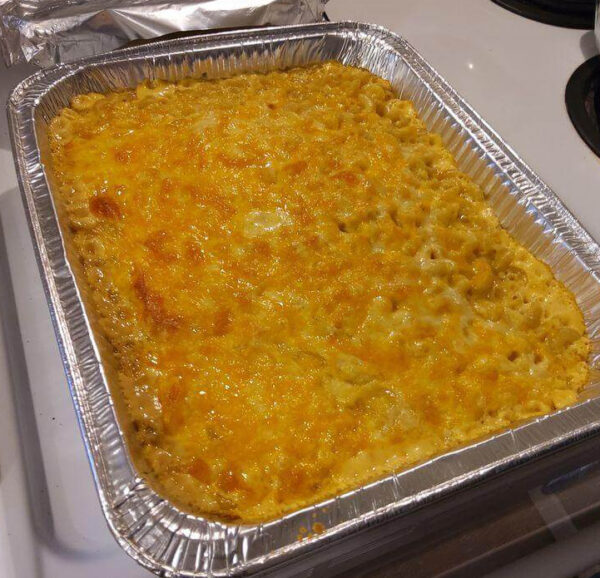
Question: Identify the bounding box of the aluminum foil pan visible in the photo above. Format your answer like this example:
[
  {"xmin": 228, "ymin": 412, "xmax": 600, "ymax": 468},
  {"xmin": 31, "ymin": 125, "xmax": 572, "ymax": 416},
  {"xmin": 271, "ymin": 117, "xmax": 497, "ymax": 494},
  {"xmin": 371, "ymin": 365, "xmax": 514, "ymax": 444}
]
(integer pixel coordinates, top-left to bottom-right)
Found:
[
  {"xmin": 0, "ymin": 0, "xmax": 327, "ymax": 67},
  {"xmin": 8, "ymin": 21, "xmax": 600, "ymax": 577}
]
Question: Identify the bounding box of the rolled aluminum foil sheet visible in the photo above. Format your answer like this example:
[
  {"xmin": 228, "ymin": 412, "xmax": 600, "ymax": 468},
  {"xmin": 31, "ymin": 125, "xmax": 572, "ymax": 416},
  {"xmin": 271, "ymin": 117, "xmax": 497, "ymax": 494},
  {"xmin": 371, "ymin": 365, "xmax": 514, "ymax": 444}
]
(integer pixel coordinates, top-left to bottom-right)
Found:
[
  {"xmin": 0, "ymin": 0, "xmax": 327, "ymax": 66},
  {"xmin": 8, "ymin": 22, "xmax": 600, "ymax": 577}
]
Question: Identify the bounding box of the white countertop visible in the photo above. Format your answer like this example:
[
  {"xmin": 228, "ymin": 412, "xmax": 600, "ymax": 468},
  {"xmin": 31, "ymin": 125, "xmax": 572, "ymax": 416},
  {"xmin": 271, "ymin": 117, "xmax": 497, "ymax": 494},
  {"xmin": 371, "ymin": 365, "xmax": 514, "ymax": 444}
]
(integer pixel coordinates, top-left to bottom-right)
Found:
[{"xmin": 0, "ymin": 1, "xmax": 599, "ymax": 576}]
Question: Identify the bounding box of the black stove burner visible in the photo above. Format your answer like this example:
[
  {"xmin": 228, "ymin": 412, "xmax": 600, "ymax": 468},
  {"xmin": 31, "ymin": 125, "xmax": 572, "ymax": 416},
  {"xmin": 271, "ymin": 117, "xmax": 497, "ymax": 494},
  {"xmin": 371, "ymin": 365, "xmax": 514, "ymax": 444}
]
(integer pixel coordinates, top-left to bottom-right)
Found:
[
  {"xmin": 566, "ymin": 56, "xmax": 600, "ymax": 157},
  {"xmin": 491, "ymin": 0, "xmax": 595, "ymax": 29}
]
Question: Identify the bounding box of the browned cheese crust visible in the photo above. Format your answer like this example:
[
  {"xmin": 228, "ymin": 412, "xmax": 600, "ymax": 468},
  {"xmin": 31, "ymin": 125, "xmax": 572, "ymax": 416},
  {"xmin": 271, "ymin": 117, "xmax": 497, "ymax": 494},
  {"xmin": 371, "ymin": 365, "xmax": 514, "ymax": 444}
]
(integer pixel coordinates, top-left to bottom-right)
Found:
[{"xmin": 48, "ymin": 62, "xmax": 589, "ymax": 522}]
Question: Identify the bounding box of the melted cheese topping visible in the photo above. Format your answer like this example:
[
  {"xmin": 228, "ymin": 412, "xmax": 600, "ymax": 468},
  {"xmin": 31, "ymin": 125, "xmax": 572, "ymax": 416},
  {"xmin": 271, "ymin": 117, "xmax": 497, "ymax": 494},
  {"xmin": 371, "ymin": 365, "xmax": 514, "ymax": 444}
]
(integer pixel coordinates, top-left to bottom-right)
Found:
[{"xmin": 48, "ymin": 62, "xmax": 589, "ymax": 523}]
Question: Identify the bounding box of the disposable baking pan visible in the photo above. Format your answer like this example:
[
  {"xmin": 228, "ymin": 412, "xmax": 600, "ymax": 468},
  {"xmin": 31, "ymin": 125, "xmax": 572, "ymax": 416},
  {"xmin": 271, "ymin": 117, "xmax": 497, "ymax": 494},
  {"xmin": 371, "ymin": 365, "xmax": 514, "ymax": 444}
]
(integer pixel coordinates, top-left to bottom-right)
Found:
[{"xmin": 7, "ymin": 21, "xmax": 600, "ymax": 577}]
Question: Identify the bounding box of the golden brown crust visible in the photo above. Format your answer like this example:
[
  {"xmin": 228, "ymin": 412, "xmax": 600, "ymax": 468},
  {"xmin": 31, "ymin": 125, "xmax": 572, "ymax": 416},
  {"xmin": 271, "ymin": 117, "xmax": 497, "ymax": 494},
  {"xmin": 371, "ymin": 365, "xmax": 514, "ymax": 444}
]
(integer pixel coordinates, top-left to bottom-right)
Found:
[{"xmin": 48, "ymin": 62, "xmax": 589, "ymax": 523}]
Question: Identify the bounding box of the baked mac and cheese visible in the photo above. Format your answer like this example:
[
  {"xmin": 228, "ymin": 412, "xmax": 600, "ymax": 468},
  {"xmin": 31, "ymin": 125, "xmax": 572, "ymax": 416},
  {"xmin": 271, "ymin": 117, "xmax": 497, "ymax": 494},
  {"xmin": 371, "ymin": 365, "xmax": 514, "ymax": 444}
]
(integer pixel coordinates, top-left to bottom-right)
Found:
[{"xmin": 48, "ymin": 62, "xmax": 589, "ymax": 522}]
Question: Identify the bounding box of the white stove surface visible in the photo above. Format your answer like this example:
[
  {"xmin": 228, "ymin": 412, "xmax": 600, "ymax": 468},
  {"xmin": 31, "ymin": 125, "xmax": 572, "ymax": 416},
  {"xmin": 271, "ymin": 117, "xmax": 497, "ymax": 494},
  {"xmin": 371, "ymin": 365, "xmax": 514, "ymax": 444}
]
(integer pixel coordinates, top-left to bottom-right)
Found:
[{"xmin": 1, "ymin": 1, "xmax": 599, "ymax": 576}]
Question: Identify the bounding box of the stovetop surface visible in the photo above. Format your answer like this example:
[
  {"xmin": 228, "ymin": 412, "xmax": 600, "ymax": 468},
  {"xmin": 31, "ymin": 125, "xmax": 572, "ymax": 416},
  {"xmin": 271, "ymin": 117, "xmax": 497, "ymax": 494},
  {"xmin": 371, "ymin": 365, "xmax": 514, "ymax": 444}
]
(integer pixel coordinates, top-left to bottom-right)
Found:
[{"xmin": 1, "ymin": 1, "xmax": 600, "ymax": 576}]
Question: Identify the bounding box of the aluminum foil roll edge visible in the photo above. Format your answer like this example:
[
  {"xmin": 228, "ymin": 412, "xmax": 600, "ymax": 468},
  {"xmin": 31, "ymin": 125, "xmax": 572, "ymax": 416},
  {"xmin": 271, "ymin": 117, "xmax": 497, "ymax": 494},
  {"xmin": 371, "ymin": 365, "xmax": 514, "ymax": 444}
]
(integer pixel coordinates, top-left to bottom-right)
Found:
[{"xmin": 0, "ymin": 0, "xmax": 328, "ymax": 67}]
